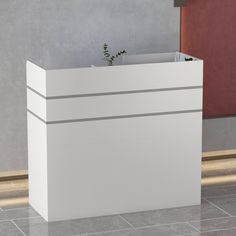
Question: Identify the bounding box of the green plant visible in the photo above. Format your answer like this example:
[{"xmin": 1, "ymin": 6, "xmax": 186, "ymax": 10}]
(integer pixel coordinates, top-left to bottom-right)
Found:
[
  {"xmin": 185, "ymin": 57, "xmax": 193, "ymax": 61},
  {"xmin": 103, "ymin": 43, "xmax": 127, "ymax": 66}
]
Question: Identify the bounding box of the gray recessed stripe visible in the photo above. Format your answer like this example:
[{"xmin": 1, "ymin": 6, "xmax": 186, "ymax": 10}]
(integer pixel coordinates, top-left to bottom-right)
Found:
[
  {"xmin": 27, "ymin": 109, "xmax": 202, "ymax": 125},
  {"xmin": 27, "ymin": 110, "xmax": 47, "ymax": 124},
  {"xmin": 27, "ymin": 85, "xmax": 203, "ymax": 100},
  {"xmin": 27, "ymin": 87, "xmax": 46, "ymax": 99}
]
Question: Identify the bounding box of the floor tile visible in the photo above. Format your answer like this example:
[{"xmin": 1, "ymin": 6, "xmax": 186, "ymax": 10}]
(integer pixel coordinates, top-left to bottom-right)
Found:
[
  {"xmin": 206, "ymin": 195, "xmax": 236, "ymax": 216},
  {"xmin": 185, "ymin": 228, "xmax": 236, "ymax": 236},
  {"xmin": 0, "ymin": 207, "xmax": 39, "ymax": 221},
  {"xmin": 14, "ymin": 217, "xmax": 49, "ymax": 236},
  {"xmin": 202, "ymin": 185, "xmax": 236, "ymax": 198},
  {"xmin": 87, "ymin": 222, "xmax": 198, "ymax": 236},
  {"xmin": 14, "ymin": 214, "xmax": 132, "ymax": 236},
  {"xmin": 85, "ymin": 228, "xmax": 236, "ymax": 236},
  {"xmin": 0, "ymin": 221, "xmax": 23, "ymax": 236},
  {"xmin": 120, "ymin": 200, "xmax": 228, "ymax": 228},
  {"xmin": 189, "ymin": 216, "xmax": 236, "ymax": 232},
  {"xmin": 81, "ymin": 229, "xmax": 133, "ymax": 236}
]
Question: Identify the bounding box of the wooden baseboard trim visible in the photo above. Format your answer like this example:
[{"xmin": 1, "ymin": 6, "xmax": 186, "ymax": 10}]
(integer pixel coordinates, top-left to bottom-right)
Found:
[
  {"xmin": 0, "ymin": 170, "xmax": 28, "ymax": 182},
  {"xmin": 202, "ymin": 149, "xmax": 236, "ymax": 161},
  {"xmin": 0, "ymin": 149, "xmax": 235, "ymax": 186},
  {"xmin": 202, "ymin": 174, "xmax": 236, "ymax": 187}
]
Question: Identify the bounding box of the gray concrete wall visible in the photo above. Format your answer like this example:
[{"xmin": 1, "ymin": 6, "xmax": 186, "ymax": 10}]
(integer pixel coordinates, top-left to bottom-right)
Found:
[
  {"xmin": 203, "ymin": 117, "xmax": 236, "ymax": 152},
  {"xmin": 0, "ymin": 0, "xmax": 180, "ymax": 171}
]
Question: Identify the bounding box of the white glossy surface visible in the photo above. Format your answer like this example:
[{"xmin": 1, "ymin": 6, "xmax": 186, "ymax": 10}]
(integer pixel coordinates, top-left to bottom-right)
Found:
[
  {"xmin": 27, "ymin": 113, "xmax": 48, "ymax": 220},
  {"xmin": 28, "ymin": 88, "xmax": 202, "ymax": 122},
  {"xmin": 46, "ymin": 112, "xmax": 202, "ymax": 221},
  {"xmin": 27, "ymin": 53, "xmax": 203, "ymax": 97}
]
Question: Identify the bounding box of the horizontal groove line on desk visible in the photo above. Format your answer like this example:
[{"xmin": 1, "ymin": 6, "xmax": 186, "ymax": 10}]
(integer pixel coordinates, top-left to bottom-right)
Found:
[
  {"xmin": 27, "ymin": 85, "xmax": 203, "ymax": 100},
  {"xmin": 27, "ymin": 109, "xmax": 202, "ymax": 125}
]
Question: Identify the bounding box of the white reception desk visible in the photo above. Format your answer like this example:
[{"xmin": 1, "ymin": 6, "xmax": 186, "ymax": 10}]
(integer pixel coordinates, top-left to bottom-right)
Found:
[{"xmin": 27, "ymin": 52, "xmax": 203, "ymax": 222}]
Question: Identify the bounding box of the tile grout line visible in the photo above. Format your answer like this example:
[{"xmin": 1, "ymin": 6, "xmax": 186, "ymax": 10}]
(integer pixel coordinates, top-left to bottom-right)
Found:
[
  {"xmin": 197, "ymin": 226, "xmax": 236, "ymax": 234},
  {"xmin": 203, "ymin": 198, "xmax": 233, "ymax": 217},
  {"xmin": 125, "ymin": 221, "xmax": 200, "ymax": 230},
  {"xmin": 93, "ymin": 220, "xmax": 236, "ymax": 235},
  {"xmin": 0, "ymin": 215, "xmax": 41, "ymax": 223},
  {"xmin": 203, "ymin": 193, "xmax": 236, "ymax": 199},
  {"xmin": 188, "ymin": 215, "xmax": 233, "ymax": 223},
  {"xmin": 11, "ymin": 215, "xmax": 41, "ymax": 221},
  {"xmin": 2, "ymin": 206, "xmax": 30, "ymax": 212},
  {"xmin": 202, "ymin": 183, "xmax": 236, "ymax": 189},
  {"xmin": 72, "ymin": 234, "xmax": 88, "ymax": 236},
  {"xmin": 175, "ymin": 223, "xmax": 236, "ymax": 236},
  {"xmin": 119, "ymin": 215, "xmax": 136, "ymax": 230},
  {"xmin": 186, "ymin": 222, "xmax": 201, "ymax": 233},
  {"xmin": 173, "ymin": 232, "xmax": 198, "ymax": 236},
  {"xmin": 11, "ymin": 220, "xmax": 26, "ymax": 236},
  {"xmin": 134, "ymin": 222, "xmax": 191, "ymax": 230},
  {"xmin": 116, "ymin": 217, "xmax": 235, "ymax": 231},
  {"xmin": 85, "ymin": 228, "xmax": 132, "ymax": 236}
]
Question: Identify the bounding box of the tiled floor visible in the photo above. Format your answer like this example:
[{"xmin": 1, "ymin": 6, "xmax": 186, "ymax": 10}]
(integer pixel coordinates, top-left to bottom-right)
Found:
[{"xmin": 1, "ymin": 185, "xmax": 236, "ymax": 235}]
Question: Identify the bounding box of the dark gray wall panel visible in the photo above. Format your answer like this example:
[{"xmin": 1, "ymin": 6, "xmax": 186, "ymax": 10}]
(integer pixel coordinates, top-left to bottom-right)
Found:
[{"xmin": 203, "ymin": 117, "xmax": 236, "ymax": 152}]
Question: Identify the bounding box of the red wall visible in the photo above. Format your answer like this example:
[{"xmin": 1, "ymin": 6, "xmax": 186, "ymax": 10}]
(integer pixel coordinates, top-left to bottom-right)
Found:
[{"xmin": 181, "ymin": 0, "xmax": 236, "ymax": 118}]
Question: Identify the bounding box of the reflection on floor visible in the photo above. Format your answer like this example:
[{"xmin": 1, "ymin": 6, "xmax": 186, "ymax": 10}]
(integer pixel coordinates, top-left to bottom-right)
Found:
[
  {"xmin": 1, "ymin": 157, "xmax": 236, "ymax": 235},
  {"xmin": 1, "ymin": 183, "xmax": 236, "ymax": 235}
]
